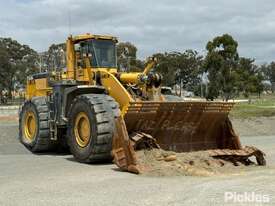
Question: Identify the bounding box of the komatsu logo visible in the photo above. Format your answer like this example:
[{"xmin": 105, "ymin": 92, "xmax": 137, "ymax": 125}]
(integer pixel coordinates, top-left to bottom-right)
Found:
[{"xmin": 135, "ymin": 119, "xmax": 197, "ymax": 132}]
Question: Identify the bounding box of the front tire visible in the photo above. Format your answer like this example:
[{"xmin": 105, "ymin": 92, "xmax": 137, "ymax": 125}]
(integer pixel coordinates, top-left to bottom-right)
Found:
[{"xmin": 67, "ymin": 94, "xmax": 119, "ymax": 163}]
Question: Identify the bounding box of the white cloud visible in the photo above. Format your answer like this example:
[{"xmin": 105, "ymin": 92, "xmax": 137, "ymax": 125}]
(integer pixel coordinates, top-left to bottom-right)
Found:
[{"xmin": 1, "ymin": 0, "xmax": 275, "ymax": 63}]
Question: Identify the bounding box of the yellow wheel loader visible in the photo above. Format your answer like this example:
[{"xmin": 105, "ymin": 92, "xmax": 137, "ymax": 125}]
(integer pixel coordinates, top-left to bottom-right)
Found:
[{"xmin": 19, "ymin": 33, "xmax": 265, "ymax": 173}]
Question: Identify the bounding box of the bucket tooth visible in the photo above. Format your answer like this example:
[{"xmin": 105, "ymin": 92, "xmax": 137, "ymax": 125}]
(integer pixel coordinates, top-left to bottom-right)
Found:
[{"xmin": 112, "ymin": 116, "xmax": 141, "ymax": 174}]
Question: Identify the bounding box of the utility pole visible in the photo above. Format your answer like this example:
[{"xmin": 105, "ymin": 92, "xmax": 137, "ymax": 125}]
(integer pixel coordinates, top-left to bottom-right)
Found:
[
  {"xmin": 200, "ymin": 74, "xmax": 203, "ymax": 98},
  {"xmin": 40, "ymin": 55, "xmax": 42, "ymax": 72}
]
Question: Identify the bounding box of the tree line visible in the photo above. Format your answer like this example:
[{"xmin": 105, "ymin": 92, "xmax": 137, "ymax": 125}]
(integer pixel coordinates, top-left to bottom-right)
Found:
[
  {"xmin": 117, "ymin": 34, "xmax": 275, "ymax": 100},
  {"xmin": 0, "ymin": 38, "xmax": 38, "ymax": 100},
  {"xmin": 0, "ymin": 34, "xmax": 274, "ymax": 101}
]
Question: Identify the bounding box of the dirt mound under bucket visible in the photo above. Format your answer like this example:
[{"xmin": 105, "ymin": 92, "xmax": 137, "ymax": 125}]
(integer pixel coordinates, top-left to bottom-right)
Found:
[
  {"xmin": 135, "ymin": 149, "xmax": 264, "ymax": 177},
  {"xmin": 112, "ymin": 120, "xmax": 266, "ymax": 175}
]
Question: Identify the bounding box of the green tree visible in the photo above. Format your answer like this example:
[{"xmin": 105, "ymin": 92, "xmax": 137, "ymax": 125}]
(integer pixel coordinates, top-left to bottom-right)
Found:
[
  {"xmin": 153, "ymin": 52, "xmax": 177, "ymax": 86},
  {"xmin": 154, "ymin": 50, "xmax": 203, "ymax": 90},
  {"xmin": 0, "ymin": 48, "xmax": 11, "ymax": 97},
  {"xmin": 204, "ymin": 34, "xmax": 239, "ymax": 101},
  {"xmin": 175, "ymin": 50, "xmax": 203, "ymax": 91},
  {"xmin": 261, "ymin": 62, "xmax": 275, "ymax": 92},
  {"xmin": 237, "ymin": 58, "xmax": 264, "ymax": 97},
  {"xmin": 44, "ymin": 43, "xmax": 66, "ymax": 72},
  {"xmin": 117, "ymin": 42, "xmax": 143, "ymax": 72},
  {"xmin": 0, "ymin": 38, "xmax": 38, "ymax": 97}
]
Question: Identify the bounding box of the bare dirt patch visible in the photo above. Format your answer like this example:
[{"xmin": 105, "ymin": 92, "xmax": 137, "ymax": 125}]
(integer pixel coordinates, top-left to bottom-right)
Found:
[
  {"xmin": 232, "ymin": 116, "xmax": 275, "ymax": 136},
  {"xmin": 0, "ymin": 115, "xmax": 18, "ymax": 121}
]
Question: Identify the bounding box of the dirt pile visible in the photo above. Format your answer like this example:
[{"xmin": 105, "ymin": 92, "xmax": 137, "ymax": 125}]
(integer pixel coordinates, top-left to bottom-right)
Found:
[{"xmin": 135, "ymin": 149, "xmax": 257, "ymax": 177}]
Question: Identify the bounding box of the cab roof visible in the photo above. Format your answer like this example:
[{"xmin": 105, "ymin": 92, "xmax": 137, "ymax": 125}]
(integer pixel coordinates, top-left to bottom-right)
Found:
[{"xmin": 70, "ymin": 33, "xmax": 118, "ymax": 43}]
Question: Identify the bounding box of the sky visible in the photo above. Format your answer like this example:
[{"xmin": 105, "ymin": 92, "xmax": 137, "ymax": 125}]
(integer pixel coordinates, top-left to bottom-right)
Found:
[{"xmin": 1, "ymin": 0, "xmax": 275, "ymax": 63}]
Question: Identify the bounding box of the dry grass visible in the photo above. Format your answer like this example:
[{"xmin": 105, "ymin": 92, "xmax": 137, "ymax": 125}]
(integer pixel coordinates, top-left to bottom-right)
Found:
[{"xmin": 230, "ymin": 94, "xmax": 275, "ymax": 119}]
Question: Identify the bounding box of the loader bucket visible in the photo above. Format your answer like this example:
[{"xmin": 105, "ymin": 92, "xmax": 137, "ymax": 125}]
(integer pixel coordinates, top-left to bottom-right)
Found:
[
  {"xmin": 112, "ymin": 102, "xmax": 266, "ymax": 174},
  {"xmin": 112, "ymin": 101, "xmax": 254, "ymax": 174},
  {"xmin": 124, "ymin": 101, "xmax": 241, "ymax": 152}
]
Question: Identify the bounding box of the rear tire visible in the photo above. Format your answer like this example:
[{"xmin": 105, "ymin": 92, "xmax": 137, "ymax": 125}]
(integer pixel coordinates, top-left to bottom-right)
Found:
[
  {"xmin": 19, "ymin": 97, "xmax": 55, "ymax": 152},
  {"xmin": 67, "ymin": 94, "xmax": 120, "ymax": 163}
]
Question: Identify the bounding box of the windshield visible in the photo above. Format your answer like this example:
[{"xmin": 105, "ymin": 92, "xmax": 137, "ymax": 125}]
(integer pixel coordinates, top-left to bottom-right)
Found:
[{"xmin": 88, "ymin": 39, "xmax": 117, "ymax": 68}]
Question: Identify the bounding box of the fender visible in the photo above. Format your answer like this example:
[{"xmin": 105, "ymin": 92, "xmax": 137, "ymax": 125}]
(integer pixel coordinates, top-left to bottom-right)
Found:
[{"xmin": 52, "ymin": 84, "xmax": 105, "ymax": 126}]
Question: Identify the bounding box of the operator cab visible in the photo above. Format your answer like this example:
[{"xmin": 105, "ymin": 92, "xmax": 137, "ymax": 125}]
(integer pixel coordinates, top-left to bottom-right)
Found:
[
  {"xmin": 72, "ymin": 34, "xmax": 118, "ymax": 69},
  {"xmin": 79, "ymin": 39, "xmax": 116, "ymax": 68}
]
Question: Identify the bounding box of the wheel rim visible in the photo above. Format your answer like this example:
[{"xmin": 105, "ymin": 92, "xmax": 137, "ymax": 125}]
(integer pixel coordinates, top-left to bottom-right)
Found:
[
  {"xmin": 24, "ymin": 111, "xmax": 37, "ymax": 142},
  {"xmin": 74, "ymin": 112, "xmax": 91, "ymax": 147}
]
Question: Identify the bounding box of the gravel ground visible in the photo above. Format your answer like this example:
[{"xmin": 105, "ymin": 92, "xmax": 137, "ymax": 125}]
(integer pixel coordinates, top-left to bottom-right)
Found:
[
  {"xmin": 232, "ymin": 116, "xmax": 275, "ymax": 137},
  {"xmin": 0, "ymin": 112, "xmax": 274, "ymax": 205}
]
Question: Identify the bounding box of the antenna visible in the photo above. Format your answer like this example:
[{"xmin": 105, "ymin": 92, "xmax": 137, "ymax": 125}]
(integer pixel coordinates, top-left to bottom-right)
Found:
[{"xmin": 68, "ymin": 7, "xmax": 72, "ymax": 35}]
